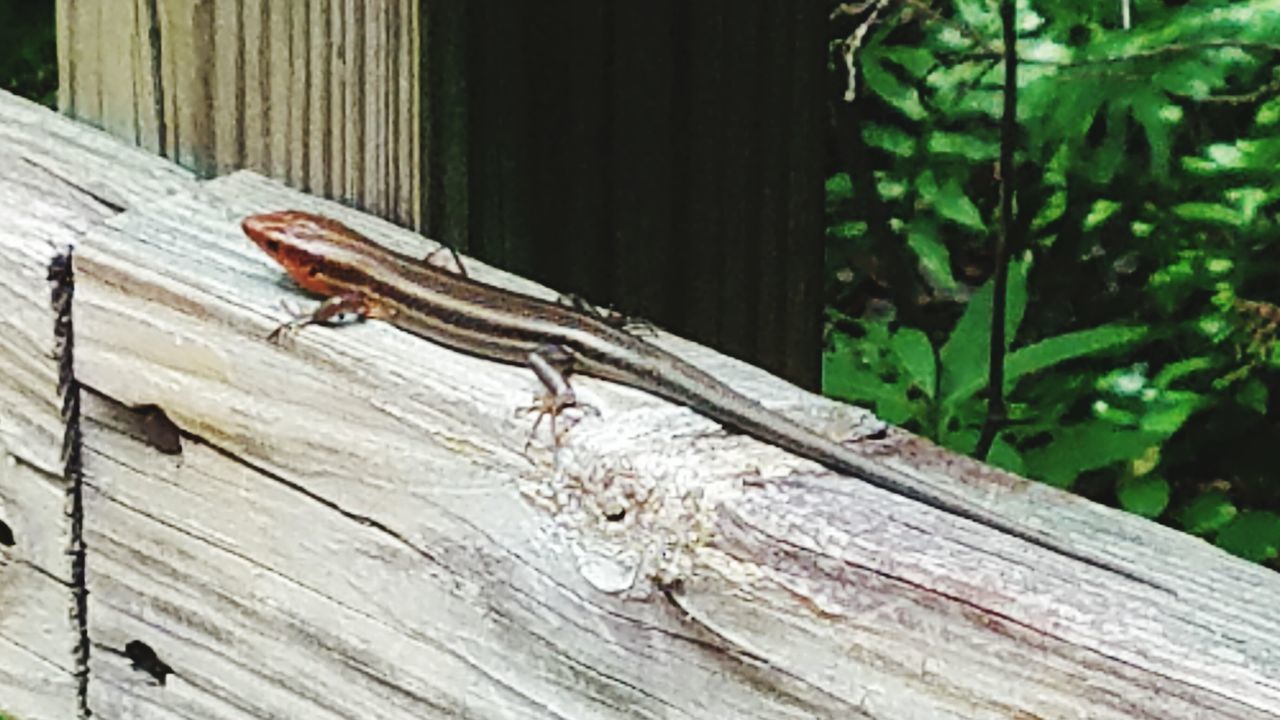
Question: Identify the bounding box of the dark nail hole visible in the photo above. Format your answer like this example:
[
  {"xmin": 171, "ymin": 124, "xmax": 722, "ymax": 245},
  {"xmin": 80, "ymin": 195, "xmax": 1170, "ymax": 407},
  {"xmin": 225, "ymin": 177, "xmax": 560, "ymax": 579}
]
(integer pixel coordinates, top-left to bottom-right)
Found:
[
  {"xmin": 604, "ymin": 508, "xmax": 626, "ymax": 522},
  {"xmin": 125, "ymin": 640, "xmax": 174, "ymax": 686},
  {"xmin": 137, "ymin": 405, "xmax": 182, "ymax": 455},
  {"xmin": 0, "ymin": 519, "xmax": 13, "ymax": 547}
]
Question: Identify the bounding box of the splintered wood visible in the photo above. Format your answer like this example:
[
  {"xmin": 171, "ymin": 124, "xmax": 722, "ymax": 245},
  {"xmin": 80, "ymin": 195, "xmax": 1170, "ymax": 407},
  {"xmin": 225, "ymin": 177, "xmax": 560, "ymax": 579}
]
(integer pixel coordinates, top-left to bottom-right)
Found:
[
  {"xmin": 0, "ymin": 90, "xmax": 195, "ymax": 720},
  {"xmin": 1, "ymin": 86, "xmax": 1277, "ymax": 720},
  {"xmin": 62, "ymin": 170, "xmax": 1280, "ymax": 718}
]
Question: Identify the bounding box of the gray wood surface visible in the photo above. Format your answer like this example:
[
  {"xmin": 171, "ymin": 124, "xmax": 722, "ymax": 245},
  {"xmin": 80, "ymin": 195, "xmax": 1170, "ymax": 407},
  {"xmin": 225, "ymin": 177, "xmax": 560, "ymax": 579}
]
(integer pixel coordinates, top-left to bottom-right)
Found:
[
  {"xmin": 59, "ymin": 167, "xmax": 1280, "ymax": 719},
  {"xmin": 2, "ymin": 85, "xmax": 1278, "ymax": 719},
  {"xmin": 57, "ymin": 0, "xmax": 421, "ymax": 225},
  {"xmin": 58, "ymin": 0, "xmax": 829, "ymax": 389},
  {"xmin": 0, "ymin": 89, "xmax": 195, "ymax": 720}
]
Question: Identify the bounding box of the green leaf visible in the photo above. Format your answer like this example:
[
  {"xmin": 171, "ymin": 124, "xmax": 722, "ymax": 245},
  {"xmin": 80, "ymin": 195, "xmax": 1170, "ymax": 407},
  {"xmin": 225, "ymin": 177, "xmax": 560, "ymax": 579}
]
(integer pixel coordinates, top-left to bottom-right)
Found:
[
  {"xmin": 905, "ymin": 218, "xmax": 959, "ymax": 294},
  {"xmin": 926, "ymin": 132, "xmax": 998, "ymax": 161},
  {"xmin": 825, "ymin": 173, "xmax": 853, "ymax": 203},
  {"xmin": 1258, "ymin": 96, "xmax": 1280, "ymax": 127},
  {"xmin": 1180, "ymin": 491, "xmax": 1237, "ymax": 535},
  {"xmin": 1215, "ymin": 511, "xmax": 1280, "ymax": 563},
  {"xmin": 1130, "ymin": 95, "xmax": 1176, "ymax": 177},
  {"xmin": 827, "ymin": 220, "xmax": 867, "ymax": 240},
  {"xmin": 862, "ymin": 54, "xmax": 928, "ymax": 121},
  {"xmin": 1021, "ymin": 422, "xmax": 1158, "ymax": 489},
  {"xmin": 1154, "ymin": 357, "xmax": 1214, "ymax": 388},
  {"xmin": 1235, "ymin": 379, "xmax": 1268, "ymax": 414},
  {"xmin": 892, "ymin": 328, "xmax": 936, "ymax": 400},
  {"xmin": 875, "ymin": 172, "xmax": 908, "ymax": 201},
  {"xmin": 939, "ymin": 259, "xmax": 1030, "ymax": 409},
  {"xmin": 862, "ymin": 123, "xmax": 917, "ymax": 157},
  {"xmin": 880, "ymin": 46, "xmax": 936, "ymax": 79},
  {"xmin": 1172, "ymin": 202, "xmax": 1244, "ymax": 227},
  {"xmin": 1025, "ymin": 77, "xmax": 1104, "ymax": 154},
  {"xmin": 823, "ymin": 329, "xmax": 921, "ymax": 426},
  {"xmin": 918, "ymin": 171, "xmax": 985, "ymax": 231},
  {"xmin": 1138, "ymin": 390, "xmax": 1207, "ymax": 436},
  {"xmin": 1116, "ymin": 475, "xmax": 1171, "ymax": 518},
  {"xmin": 1030, "ymin": 190, "xmax": 1066, "ymax": 232},
  {"xmin": 986, "ymin": 434, "xmax": 1024, "ymax": 475},
  {"xmin": 1006, "ymin": 325, "xmax": 1147, "ymax": 388},
  {"xmin": 1088, "ymin": 100, "xmax": 1129, "ymax": 184},
  {"xmin": 1082, "ymin": 199, "xmax": 1122, "ymax": 231}
]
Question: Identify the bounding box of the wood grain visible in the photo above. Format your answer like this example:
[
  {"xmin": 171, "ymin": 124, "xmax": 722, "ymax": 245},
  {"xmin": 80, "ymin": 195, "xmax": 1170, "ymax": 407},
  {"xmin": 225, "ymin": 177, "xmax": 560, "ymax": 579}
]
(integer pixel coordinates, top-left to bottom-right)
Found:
[
  {"xmin": 58, "ymin": 0, "xmax": 422, "ymax": 226},
  {"xmin": 0, "ymin": 90, "xmax": 194, "ymax": 720},
  {"xmin": 63, "ymin": 169, "xmax": 1280, "ymax": 718},
  {"xmin": 58, "ymin": 0, "xmax": 830, "ymax": 389}
]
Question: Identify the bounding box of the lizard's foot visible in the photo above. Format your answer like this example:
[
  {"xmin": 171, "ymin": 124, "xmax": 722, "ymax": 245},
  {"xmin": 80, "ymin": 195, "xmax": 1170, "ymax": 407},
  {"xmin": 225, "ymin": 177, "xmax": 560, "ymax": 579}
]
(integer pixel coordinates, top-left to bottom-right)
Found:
[{"xmin": 517, "ymin": 392, "xmax": 599, "ymax": 457}]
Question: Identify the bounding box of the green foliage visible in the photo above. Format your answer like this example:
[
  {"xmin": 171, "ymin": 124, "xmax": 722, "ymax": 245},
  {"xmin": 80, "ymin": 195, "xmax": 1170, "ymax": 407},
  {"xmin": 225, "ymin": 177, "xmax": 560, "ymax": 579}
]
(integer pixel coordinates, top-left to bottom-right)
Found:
[
  {"xmin": 825, "ymin": 0, "xmax": 1280, "ymax": 567},
  {"xmin": 0, "ymin": 2, "xmax": 56, "ymax": 105}
]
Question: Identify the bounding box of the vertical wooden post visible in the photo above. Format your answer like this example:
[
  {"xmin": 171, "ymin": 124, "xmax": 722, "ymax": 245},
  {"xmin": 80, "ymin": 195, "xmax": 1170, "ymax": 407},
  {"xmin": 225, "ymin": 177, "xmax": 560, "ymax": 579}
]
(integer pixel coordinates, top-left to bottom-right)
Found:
[{"xmin": 59, "ymin": 0, "xmax": 828, "ymax": 387}]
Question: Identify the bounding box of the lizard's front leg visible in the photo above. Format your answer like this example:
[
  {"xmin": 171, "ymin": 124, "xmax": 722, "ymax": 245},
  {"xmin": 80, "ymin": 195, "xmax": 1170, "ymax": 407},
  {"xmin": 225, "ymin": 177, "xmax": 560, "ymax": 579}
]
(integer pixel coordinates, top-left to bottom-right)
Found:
[
  {"xmin": 519, "ymin": 344, "xmax": 599, "ymax": 453},
  {"xmin": 267, "ymin": 291, "xmax": 390, "ymax": 343}
]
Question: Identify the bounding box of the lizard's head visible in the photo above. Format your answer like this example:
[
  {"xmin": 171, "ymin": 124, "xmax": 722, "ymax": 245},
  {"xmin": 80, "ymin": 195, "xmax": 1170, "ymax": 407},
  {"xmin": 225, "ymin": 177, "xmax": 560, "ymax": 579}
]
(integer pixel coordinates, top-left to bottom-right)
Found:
[{"xmin": 242, "ymin": 210, "xmax": 350, "ymax": 295}]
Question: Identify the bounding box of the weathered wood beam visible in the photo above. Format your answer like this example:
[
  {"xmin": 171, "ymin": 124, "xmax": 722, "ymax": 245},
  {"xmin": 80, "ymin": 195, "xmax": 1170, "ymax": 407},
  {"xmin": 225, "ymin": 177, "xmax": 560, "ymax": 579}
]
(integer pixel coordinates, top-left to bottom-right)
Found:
[
  {"xmin": 61, "ymin": 167, "xmax": 1280, "ymax": 718},
  {"xmin": 2, "ymin": 86, "xmax": 1278, "ymax": 719},
  {"xmin": 0, "ymin": 89, "xmax": 195, "ymax": 720}
]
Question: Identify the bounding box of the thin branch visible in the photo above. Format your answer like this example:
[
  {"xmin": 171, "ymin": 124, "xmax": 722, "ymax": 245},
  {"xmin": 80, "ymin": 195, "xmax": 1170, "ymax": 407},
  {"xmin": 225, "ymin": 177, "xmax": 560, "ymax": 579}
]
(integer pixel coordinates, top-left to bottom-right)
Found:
[
  {"xmin": 1200, "ymin": 74, "xmax": 1280, "ymax": 105},
  {"xmin": 964, "ymin": 40, "xmax": 1280, "ymax": 67},
  {"xmin": 830, "ymin": 1, "xmax": 877, "ymax": 21},
  {"xmin": 901, "ymin": 0, "xmax": 997, "ymax": 54},
  {"xmin": 835, "ymin": 0, "xmax": 890, "ymax": 103},
  {"xmin": 975, "ymin": 0, "xmax": 1018, "ymax": 460}
]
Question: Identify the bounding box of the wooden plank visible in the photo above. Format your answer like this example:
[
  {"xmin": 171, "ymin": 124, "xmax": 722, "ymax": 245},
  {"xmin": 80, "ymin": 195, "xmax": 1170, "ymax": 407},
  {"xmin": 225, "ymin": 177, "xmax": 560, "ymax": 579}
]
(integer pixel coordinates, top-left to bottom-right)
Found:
[
  {"xmin": 67, "ymin": 169, "xmax": 1280, "ymax": 718},
  {"xmin": 0, "ymin": 89, "xmax": 196, "ymax": 720},
  {"xmin": 58, "ymin": 0, "xmax": 421, "ymax": 227},
  {"xmin": 58, "ymin": 0, "xmax": 833, "ymax": 388},
  {"xmin": 0, "ymin": 463, "xmax": 79, "ymax": 720}
]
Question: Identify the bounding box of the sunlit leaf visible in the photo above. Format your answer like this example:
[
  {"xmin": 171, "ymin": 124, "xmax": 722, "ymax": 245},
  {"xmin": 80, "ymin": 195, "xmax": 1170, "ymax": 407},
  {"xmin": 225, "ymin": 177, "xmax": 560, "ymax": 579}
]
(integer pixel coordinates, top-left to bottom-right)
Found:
[
  {"xmin": 1131, "ymin": 95, "xmax": 1176, "ymax": 177},
  {"xmin": 862, "ymin": 54, "xmax": 928, "ymax": 121},
  {"xmin": 1172, "ymin": 202, "xmax": 1244, "ymax": 227},
  {"xmin": 1216, "ymin": 512, "xmax": 1280, "ymax": 563},
  {"xmin": 1083, "ymin": 199, "xmax": 1122, "ymax": 231},
  {"xmin": 825, "ymin": 173, "xmax": 853, "ymax": 203},
  {"xmin": 905, "ymin": 218, "xmax": 959, "ymax": 294},
  {"xmin": 1006, "ymin": 325, "xmax": 1148, "ymax": 389},
  {"xmin": 920, "ymin": 172, "xmax": 985, "ymax": 231},
  {"xmin": 863, "ymin": 123, "xmax": 916, "ymax": 157},
  {"xmin": 939, "ymin": 259, "xmax": 1030, "ymax": 409},
  {"xmin": 1181, "ymin": 491, "xmax": 1237, "ymax": 535},
  {"xmin": 1021, "ymin": 422, "xmax": 1159, "ymax": 488},
  {"xmin": 827, "ymin": 220, "xmax": 867, "ymax": 240},
  {"xmin": 1138, "ymin": 390, "xmax": 1207, "ymax": 436},
  {"xmin": 1258, "ymin": 96, "xmax": 1280, "ymax": 127},
  {"xmin": 1117, "ymin": 475, "xmax": 1171, "ymax": 518},
  {"xmin": 892, "ymin": 328, "xmax": 936, "ymax": 400},
  {"xmin": 880, "ymin": 46, "xmax": 936, "ymax": 79},
  {"xmin": 1030, "ymin": 190, "xmax": 1066, "ymax": 232},
  {"xmin": 986, "ymin": 434, "xmax": 1024, "ymax": 475},
  {"xmin": 875, "ymin": 172, "xmax": 908, "ymax": 201},
  {"xmin": 926, "ymin": 132, "xmax": 998, "ymax": 161}
]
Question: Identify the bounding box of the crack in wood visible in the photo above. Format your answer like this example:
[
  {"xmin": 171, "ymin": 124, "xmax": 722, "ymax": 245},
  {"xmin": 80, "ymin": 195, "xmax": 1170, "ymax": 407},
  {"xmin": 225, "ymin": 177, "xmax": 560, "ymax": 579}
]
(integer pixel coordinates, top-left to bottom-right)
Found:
[{"xmin": 49, "ymin": 249, "xmax": 91, "ymax": 719}]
